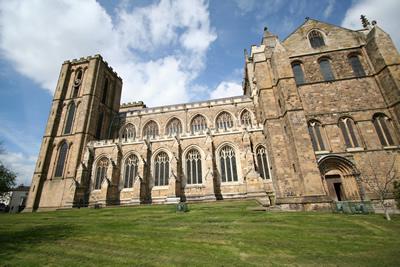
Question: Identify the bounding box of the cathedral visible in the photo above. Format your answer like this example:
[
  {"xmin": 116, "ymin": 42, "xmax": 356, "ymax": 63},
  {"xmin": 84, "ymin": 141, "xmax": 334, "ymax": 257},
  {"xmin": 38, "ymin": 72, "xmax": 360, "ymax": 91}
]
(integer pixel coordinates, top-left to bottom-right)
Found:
[{"xmin": 25, "ymin": 18, "xmax": 400, "ymax": 211}]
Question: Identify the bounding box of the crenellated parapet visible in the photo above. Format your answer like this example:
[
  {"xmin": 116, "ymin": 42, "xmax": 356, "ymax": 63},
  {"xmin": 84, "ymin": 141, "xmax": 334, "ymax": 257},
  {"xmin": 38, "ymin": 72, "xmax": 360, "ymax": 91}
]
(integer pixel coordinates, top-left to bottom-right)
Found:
[{"xmin": 63, "ymin": 54, "xmax": 122, "ymax": 81}]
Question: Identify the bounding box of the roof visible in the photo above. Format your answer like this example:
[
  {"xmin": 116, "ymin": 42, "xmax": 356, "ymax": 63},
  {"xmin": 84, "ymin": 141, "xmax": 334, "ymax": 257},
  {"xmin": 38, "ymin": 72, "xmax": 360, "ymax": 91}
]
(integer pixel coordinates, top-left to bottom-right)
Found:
[{"xmin": 282, "ymin": 18, "xmax": 360, "ymax": 42}]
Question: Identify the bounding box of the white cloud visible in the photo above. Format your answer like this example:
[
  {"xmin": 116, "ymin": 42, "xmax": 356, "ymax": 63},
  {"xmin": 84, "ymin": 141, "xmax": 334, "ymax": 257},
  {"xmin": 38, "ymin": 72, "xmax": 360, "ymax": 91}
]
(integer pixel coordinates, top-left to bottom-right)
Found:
[
  {"xmin": 323, "ymin": 0, "xmax": 335, "ymax": 18},
  {"xmin": 209, "ymin": 81, "xmax": 243, "ymax": 99},
  {"xmin": 0, "ymin": 152, "xmax": 36, "ymax": 186},
  {"xmin": 234, "ymin": 0, "xmax": 257, "ymax": 14},
  {"xmin": 341, "ymin": 0, "xmax": 400, "ymax": 49},
  {"xmin": 0, "ymin": 0, "xmax": 217, "ymax": 106},
  {"xmin": 0, "ymin": 119, "xmax": 40, "ymax": 155}
]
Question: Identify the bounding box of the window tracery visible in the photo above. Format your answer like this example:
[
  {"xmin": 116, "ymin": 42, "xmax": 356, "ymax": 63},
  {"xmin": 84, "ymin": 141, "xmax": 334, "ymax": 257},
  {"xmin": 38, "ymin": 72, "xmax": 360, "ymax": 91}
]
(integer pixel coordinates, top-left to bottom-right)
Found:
[
  {"xmin": 191, "ymin": 115, "xmax": 207, "ymax": 134},
  {"xmin": 95, "ymin": 158, "xmax": 108, "ymax": 189},
  {"xmin": 309, "ymin": 30, "xmax": 325, "ymax": 48},
  {"xmin": 216, "ymin": 112, "xmax": 233, "ymax": 131},
  {"xmin": 143, "ymin": 121, "xmax": 159, "ymax": 139},
  {"xmin": 186, "ymin": 149, "xmax": 202, "ymax": 184},
  {"xmin": 166, "ymin": 118, "xmax": 182, "ymax": 137},
  {"xmin": 123, "ymin": 154, "xmax": 138, "ymax": 188},
  {"xmin": 219, "ymin": 145, "xmax": 238, "ymax": 182},
  {"xmin": 154, "ymin": 152, "xmax": 169, "ymax": 186}
]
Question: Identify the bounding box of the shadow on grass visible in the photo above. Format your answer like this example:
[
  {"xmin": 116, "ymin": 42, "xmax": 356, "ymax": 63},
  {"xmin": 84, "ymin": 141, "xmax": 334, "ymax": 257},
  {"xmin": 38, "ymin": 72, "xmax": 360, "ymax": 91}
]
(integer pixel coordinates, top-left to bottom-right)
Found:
[{"xmin": 0, "ymin": 224, "xmax": 75, "ymax": 260}]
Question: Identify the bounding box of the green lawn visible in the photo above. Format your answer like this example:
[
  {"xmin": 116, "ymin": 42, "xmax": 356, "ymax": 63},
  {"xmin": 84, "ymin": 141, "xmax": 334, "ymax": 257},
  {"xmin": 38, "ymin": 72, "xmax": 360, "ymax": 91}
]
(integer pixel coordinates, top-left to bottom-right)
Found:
[{"xmin": 0, "ymin": 200, "xmax": 399, "ymax": 266}]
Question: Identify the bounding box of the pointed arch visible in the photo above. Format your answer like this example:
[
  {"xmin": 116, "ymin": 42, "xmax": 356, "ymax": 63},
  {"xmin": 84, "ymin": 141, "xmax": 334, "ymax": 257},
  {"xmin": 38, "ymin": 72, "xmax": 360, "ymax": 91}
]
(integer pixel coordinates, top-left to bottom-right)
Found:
[
  {"xmin": 216, "ymin": 111, "xmax": 234, "ymax": 131},
  {"xmin": 373, "ymin": 113, "xmax": 396, "ymax": 147},
  {"xmin": 256, "ymin": 145, "xmax": 271, "ymax": 179},
  {"xmin": 240, "ymin": 109, "xmax": 252, "ymax": 127},
  {"xmin": 338, "ymin": 117, "xmax": 360, "ymax": 148},
  {"xmin": 123, "ymin": 154, "xmax": 139, "ymax": 188},
  {"xmin": 154, "ymin": 151, "xmax": 169, "ymax": 186},
  {"xmin": 308, "ymin": 120, "xmax": 327, "ymax": 151},
  {"xmin": 190, "ymin": 114, "xmax": 207, "ymax": 134},
  {"xmin": 143, "ymin": 120, "xmax": 159, "ymax": 139},
  {"xmin": 94, "ymin": 157, "xmax": 109, "ymax": 189},
  {"xmin": 219, "ymin": 144, "xmax": 238, "ymax": 182},
  {"xmin": 120, "ymin": 123, "xmax": 136, "ymax": 142},
  {"xmin": 54, "ymin": 141, "xmax": 68, "ymax": 177},
  {"xmin": 166, "ymin": 117, "xmax": 182, "ymax": 137},
  {"xmin": 185, "ymin": 148, "xmax": 202, "ymax": 184},
  {"xmin": 64, "ymin": 102, "xmax": 76, "ymax": 134},
  {"xmin": 72, "ymin": 68, "xmax": 83, "ymax": 97}
]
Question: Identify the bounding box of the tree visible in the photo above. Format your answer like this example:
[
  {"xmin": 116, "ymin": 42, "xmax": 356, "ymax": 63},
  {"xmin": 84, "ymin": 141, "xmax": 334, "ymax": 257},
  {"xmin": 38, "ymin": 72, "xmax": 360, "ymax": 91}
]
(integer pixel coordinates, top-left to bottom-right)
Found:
[
  {"xmin": 0, "ymin": 142, "xmax": 16, "ymax": 197},
  {"xmin": 361, "ymin": 154, "xmax": 399, "ymax": 221}
]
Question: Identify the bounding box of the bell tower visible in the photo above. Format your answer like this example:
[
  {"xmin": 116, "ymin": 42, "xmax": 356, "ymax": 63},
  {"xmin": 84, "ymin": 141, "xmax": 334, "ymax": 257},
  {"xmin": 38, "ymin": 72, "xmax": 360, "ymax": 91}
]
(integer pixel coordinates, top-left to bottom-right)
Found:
[{"xmin": 25, "ymin": 55, "xmax": 122, "ymax": 211}]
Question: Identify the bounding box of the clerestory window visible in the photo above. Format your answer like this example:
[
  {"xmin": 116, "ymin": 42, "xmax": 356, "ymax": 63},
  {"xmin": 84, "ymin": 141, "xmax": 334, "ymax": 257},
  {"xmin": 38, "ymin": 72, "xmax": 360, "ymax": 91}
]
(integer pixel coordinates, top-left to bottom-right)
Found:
[{"xmin": 216, "ymin": 112, "xmax": 234, "ymax": 131}]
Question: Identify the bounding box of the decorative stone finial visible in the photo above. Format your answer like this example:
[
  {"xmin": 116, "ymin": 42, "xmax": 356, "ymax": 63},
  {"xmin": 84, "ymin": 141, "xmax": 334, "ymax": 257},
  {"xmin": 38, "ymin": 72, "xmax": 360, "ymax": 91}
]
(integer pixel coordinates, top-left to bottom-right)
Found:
[
  {"xmin": 305, "ymin": 17, "xmax": 310, "ymax": 21},
  {"xmin": 371, "ymin": 20, "xmax": 377, "ymax": 26},
  {"xmin": 360, "ymin": 15, "xmax": 370, "ymax": 28},
  {"xmin": 264, "ymin": 26, "xmax": 268, "ymax": 31}
]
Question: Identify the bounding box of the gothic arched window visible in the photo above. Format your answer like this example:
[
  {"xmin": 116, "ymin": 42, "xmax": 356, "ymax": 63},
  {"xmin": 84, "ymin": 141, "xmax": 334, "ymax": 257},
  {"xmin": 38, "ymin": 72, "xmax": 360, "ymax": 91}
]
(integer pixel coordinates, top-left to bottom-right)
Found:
[
  {"xmin": 256, "ymin": 146, "xmax": 270, "ymax": 179},
  {"xmin": 186, "ymin": 149, "xmax": 202, "ymax": 185},
  {"xmin": 120, "ymin": 124, "xmax": 135, "ymax": 142},
  {"xmin": 73, "ymin": 69, "xmax": 83, "ymax": 97},
  {"xmin": 308, "ymin": 120, "xmax": 326, "ymax": 151},
  {"xmin": 291, "ymin": 61, "xmax": 305, "ymax": 85},
  {"xmin": 166, "ymin": 118, "xmax": 182, "ymax": 137},
  {"xmin": 154, "ymin": 152, "xmax": 169, "ymax": 186},
  {"xmin": 191, "ymin": 115, "xmax": 207, "ymax": 134},
  {"xmin": 240, "ymin": 110, "xmax": 252, "ymax": 127},
  {"xmin": 123, "ymin": 154, "xmax": 138, "ymax": 188},
  {"xmin": 373, "ymin": 114, "xmax": 396, "ymax": 147},
  {"xmin": 309, "ymin": 30, "xmax": 325, "ymax": 48},
  {"xmin": 143, "ymin": 120, "xmax": 159, "ymax": 139},
  {"xmin": 219, "ymin": 145, "xmax": 238, "ymax": 182},
  {"xmin": 348, "ymin": 55, "xmax": 365, "ymax": 77},
  {"xmin": 54, "ymin": 142, "xmax": 68, "ymax": 177},
  {"xmin": 95, "ymin": 158, "xmax": 108, "ymax": 189},
  {"xmin": 319, "ymin": 58, "xmax": 335, "ymax": 81},
  {"xmin": 339, "ymin": 117, "xmax": 360, "ymax": 148},
  {"xmin": 64, "ymin": 102, "xmax": 76, "ymax": 134},
  {"xmin": 216, "ymin": 112, "xmax": 233, "ymax": 131}
]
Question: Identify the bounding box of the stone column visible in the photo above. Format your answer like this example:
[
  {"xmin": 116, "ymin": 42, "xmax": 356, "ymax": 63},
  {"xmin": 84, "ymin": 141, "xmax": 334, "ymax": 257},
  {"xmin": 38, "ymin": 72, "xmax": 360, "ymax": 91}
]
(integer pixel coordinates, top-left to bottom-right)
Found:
[
  {"xmin": 241, "ymin": 131, "xmax": 270, "ymax": 205},
  {"xmin": 203, "ymin": 133, "xmax": 217, "ymax": 200},
  {"xmin": 166, "ymin": 153, "xmax": 180, "ymax": 204}
]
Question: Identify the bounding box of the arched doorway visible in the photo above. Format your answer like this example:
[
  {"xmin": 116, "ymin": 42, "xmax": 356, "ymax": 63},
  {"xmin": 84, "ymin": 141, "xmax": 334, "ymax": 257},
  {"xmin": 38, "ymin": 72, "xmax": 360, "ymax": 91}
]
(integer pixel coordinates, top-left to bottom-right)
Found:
[{"xmin": 318, "ymin": 155, "xmax": 363, "ymax": 201}]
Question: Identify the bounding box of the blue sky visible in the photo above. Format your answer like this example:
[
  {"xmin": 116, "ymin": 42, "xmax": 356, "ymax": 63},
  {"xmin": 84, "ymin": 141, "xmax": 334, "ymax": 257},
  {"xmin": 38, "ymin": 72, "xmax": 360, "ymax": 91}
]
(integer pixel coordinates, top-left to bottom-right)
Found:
[{"xmin": 0, "ymin": 0, "xmax": 399, "ymax": 186}]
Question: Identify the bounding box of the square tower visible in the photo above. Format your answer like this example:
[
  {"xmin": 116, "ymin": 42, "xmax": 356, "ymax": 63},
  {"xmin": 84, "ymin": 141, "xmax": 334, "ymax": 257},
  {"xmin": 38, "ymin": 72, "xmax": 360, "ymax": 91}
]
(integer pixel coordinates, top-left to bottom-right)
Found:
[{"xmin": 25, "ymin": 55, "xmax": 122, "ymax": 211}]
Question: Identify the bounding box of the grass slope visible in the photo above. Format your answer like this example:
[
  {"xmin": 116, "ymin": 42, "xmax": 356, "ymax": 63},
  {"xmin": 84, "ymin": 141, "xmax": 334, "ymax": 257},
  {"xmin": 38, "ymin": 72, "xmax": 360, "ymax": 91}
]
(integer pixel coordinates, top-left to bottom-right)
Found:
[{"xmin": 0, "ymin": 200, "xmax": 399, "ymax": 266}]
